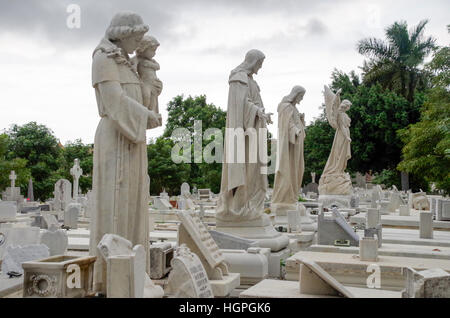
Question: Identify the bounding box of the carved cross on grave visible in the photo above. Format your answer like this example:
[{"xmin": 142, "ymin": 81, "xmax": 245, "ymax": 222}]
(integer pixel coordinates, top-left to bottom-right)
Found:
[
  {"xmin": 9, "ymin": 170, "xmax": 17, "ymax": 188},
  {"xmin": 70, "ymin": 159, "xmax": 83, "ymax": 200}
]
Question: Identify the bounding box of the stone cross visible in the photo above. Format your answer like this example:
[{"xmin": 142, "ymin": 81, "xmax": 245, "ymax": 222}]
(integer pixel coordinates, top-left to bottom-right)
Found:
[
  {"xmin": 311, "ymin": 172, "xmax": 316, "ymax": 184},
  {"xmin": 70, "ymin": 159, "xmax": 83, "ymax": 200},
  {"xmin": 9, "ymin": 171, "xmax": 16, "ymax": 188}
]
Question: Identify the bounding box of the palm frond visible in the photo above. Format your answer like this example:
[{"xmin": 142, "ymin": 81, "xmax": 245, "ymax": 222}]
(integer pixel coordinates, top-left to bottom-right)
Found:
[
  {"xmin": 357, "ymin": 38, "xmax": 395, "ymax": 60},
  {"xmin": 410, "ymin": 19, "xmax": 429, "ymax": 45}
]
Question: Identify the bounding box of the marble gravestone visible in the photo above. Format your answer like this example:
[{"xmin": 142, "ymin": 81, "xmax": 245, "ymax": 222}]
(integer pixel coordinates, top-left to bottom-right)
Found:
[
  {"xmin": 0, "ymin": 201, "xmax": 17, "ymax": 222},
  {"xmin": 167, "ymin": 244, "xmax": 214, "ymax": 298},
  {"xmin": 53, "ymin": 179, "xmax": 72, "ymax": 212},
  {"xmin": 64, "ymin": 203, "xmax": 80, "ymax": 229},
  {"xmin": 40, "ymin": 224, "xmax": 68, "ymax": 256}
]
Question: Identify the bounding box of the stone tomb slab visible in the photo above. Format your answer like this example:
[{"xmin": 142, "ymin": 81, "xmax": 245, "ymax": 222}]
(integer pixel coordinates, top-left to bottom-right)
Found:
[
  {"xmin": 298, "ymin": 258, "xmax": 354, "ymax": 297},
  {"xmin": 239, "ymin": 279, "xmax": 400, "ymax": 298},
  {"xmin": 285, "ymin": 251, "xmax": 450, "ymax": 290}
]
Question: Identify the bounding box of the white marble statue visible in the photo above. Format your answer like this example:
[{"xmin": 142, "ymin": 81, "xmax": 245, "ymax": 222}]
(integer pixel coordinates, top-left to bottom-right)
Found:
[
  {"xmin": 271, "ymin": 86, "xmax": 306, "ymax": 214},
  {"xmin": 216, "ymin": 49, "xmax": 272, "ymax": 222},
  {"xmin": 318, "ymin": 85, "xmax": 352, "ymax": 195},
  {"xmin": 89, "ymin": 12, "xmax": 162, "ymax": 294},
  {"xmin": 135, "ymin": 35, "xmax": 162, "ymax": 114}
]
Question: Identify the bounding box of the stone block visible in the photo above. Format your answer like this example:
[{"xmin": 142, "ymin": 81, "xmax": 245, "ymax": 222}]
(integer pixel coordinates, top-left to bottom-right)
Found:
[{"xmin": 419, "ymin": 212, "xmax": 433, "ymax": 239}]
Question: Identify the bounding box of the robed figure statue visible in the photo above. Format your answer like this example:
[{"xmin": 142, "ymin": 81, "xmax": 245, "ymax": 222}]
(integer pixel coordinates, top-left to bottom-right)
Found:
[
  {"xmin": 216, "ymin": 49, "xmax": 272, "ymax": 223},
  {"xmin": 271, "ymin": 86, "xmax": 306, "ymax": 214}
]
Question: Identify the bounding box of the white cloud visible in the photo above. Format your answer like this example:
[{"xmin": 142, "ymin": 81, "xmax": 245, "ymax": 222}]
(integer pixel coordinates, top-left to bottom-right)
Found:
[{"xmin": 0, "ymin": 0, "xmax": 448, "ymax": 144}]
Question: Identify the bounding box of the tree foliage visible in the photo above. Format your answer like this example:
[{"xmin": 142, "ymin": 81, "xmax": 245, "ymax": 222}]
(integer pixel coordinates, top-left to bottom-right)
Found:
[
  {"xmin": 357, "ymin": 20, "xmax": 436, "ymax": 102},
  {"xmin": 398, "ymin": 46, "xmax": 450, "ymax": 194},
  {"xmin": 5, "ymin": 122, "xmax": 62, "ymax": 201}
]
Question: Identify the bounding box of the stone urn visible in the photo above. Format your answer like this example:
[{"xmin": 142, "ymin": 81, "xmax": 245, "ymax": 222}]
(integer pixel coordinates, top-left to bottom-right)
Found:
[{"xmin": 22, "ymin": 255, "xmax": 96, "ymax": 298}]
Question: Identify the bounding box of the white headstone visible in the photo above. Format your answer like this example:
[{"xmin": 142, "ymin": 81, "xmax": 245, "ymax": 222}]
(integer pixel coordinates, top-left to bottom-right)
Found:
[
  {"xmin": 40, "ymin": 224, "xmax": 68, "ymax": 256},
  {"xmin": 64, "ymin": 203, "xmax": 80, "ymax": 229},
  {"xmin": 53, "ymin": 179, "xmax": 72, "ymax": 211},
  {"xmin": 0, "ymin": 201, "xmax": 17, "ymax": 221},
  {"xmin": 287, "ymin": 210, "xmax": 301, "ymax": 233}
]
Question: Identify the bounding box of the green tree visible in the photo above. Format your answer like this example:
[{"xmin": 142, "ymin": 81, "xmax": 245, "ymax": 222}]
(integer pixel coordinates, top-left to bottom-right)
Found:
[
  {"xmin": 398, "ymin": 46, "xmax": 450, "ymax": 194},
  {"xmin": 6, "ymin": 122, "xmax": 62, "ymax": 201},
  {"xmin": 148, "ymin": 137, "xmax": 191, "ymax": 195},
  {"xmin": 0, "ymin": 134, "xmax": 30, "ymax": 193},
  {"xmin": 357, "ymin": 20, "xmax": 436, "ymax": 103},
  {"xmin": 58, "ymin": 139, "xmax": 94, "ymax": 194},
  {"xmin": 163, "ymin": 95, "xmax": 227, "ymax": 193}
]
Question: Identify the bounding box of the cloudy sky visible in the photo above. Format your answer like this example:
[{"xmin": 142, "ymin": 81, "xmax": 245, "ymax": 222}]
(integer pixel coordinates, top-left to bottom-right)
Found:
[{"xmin": 1, "ymin": 0, "xmax": 449, "ymax": 144}]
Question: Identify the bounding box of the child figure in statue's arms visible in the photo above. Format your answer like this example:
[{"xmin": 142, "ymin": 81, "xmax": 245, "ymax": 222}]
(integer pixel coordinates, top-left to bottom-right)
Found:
[{"xmin": 135, "ymin": 35, "xmax": 163, "ymax": 116}]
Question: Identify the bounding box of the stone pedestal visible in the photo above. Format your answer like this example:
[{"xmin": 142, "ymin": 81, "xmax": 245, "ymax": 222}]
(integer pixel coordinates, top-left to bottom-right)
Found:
[
  {"xmin": 216, "ymin": 214, "xmax": 289, "ymax": 252},
  {"xmin": 366, "ymin": 208, "xmax": 380, "ymax": 228},
  {"xmin": 419, "ymin": 212, "xmax": 433, "ymax": 239},
  {"xmin": 399, "ymin": 205, "xmax": 410, "ymax": 216},
  {"xmin": 359, "ymin": 237, "xmax": 378, "ymax": 262},
  {"xmin": 318, "ymin": 173, "xmax": 352, "ymax": 196},
  {"xmin": 318, "ymin": 195, "xmax": 352, "ymax": 209}
]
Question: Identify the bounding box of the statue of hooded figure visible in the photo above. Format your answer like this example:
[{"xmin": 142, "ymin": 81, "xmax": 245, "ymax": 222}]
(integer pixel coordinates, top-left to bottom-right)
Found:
[
  {"xmin": 271, "ymin": 86, "xmax": 306, "ymax": 214},
  {"xmin": 216, "ymin": 49, "xmax": 272, "ymax": 223}
]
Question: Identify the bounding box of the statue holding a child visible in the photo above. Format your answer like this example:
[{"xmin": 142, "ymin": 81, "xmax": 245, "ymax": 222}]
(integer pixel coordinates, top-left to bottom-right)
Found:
[{"xmin": 89, "ymin": 11, "xmax": 163, "ymax": 296}]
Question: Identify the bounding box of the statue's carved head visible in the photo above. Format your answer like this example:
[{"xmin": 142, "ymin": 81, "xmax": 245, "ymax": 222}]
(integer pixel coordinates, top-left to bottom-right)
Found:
[
  {"xmin": 339, "ymin": 99, "xmax": 352, "ymax": 112},
  {"xmin": 234, "ymin": 49, "xmax": 266, "ymax": 75},
  {"xmin": 106, "ymin": 12, "xmax": 149, "ymax": 54}
]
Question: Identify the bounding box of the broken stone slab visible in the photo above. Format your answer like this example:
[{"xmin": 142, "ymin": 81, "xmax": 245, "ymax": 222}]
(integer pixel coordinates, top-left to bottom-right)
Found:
[{"xmin": 1, "ymin": 244, "xmax": 50, "ymax": 277}]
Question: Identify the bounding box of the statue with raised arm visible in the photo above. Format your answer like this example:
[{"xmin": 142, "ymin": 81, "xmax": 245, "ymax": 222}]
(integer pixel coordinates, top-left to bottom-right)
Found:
[
  {"xmin": 318, "ymin": 85, "xmax": 352, "ymax": 195},
  {"xmin": 215, "ymin": 50, "xmax": 288, "ymax": 252}
]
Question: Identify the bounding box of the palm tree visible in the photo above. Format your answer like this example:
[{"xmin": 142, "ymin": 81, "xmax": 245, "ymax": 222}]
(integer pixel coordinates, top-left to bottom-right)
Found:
[{"xmin": 357, "ymin": 20, "xmax": 437, "ymax": 102}]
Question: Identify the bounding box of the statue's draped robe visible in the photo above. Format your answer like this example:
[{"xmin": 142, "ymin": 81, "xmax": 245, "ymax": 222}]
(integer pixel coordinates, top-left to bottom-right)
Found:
[
  {"xmin": 322, "ymin": 112, "xmax": 351, "ymax": 176},
  {"xmin": 272, "ymin": 102, "xmax": 305, "ymax": 206},
  {"xmin": 89, "ymin": 38, "xmax": 159, "ymax": 293},
  {"xmin": 216, "ymin": 70, "xmax": 268, "ymax": 222}
]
